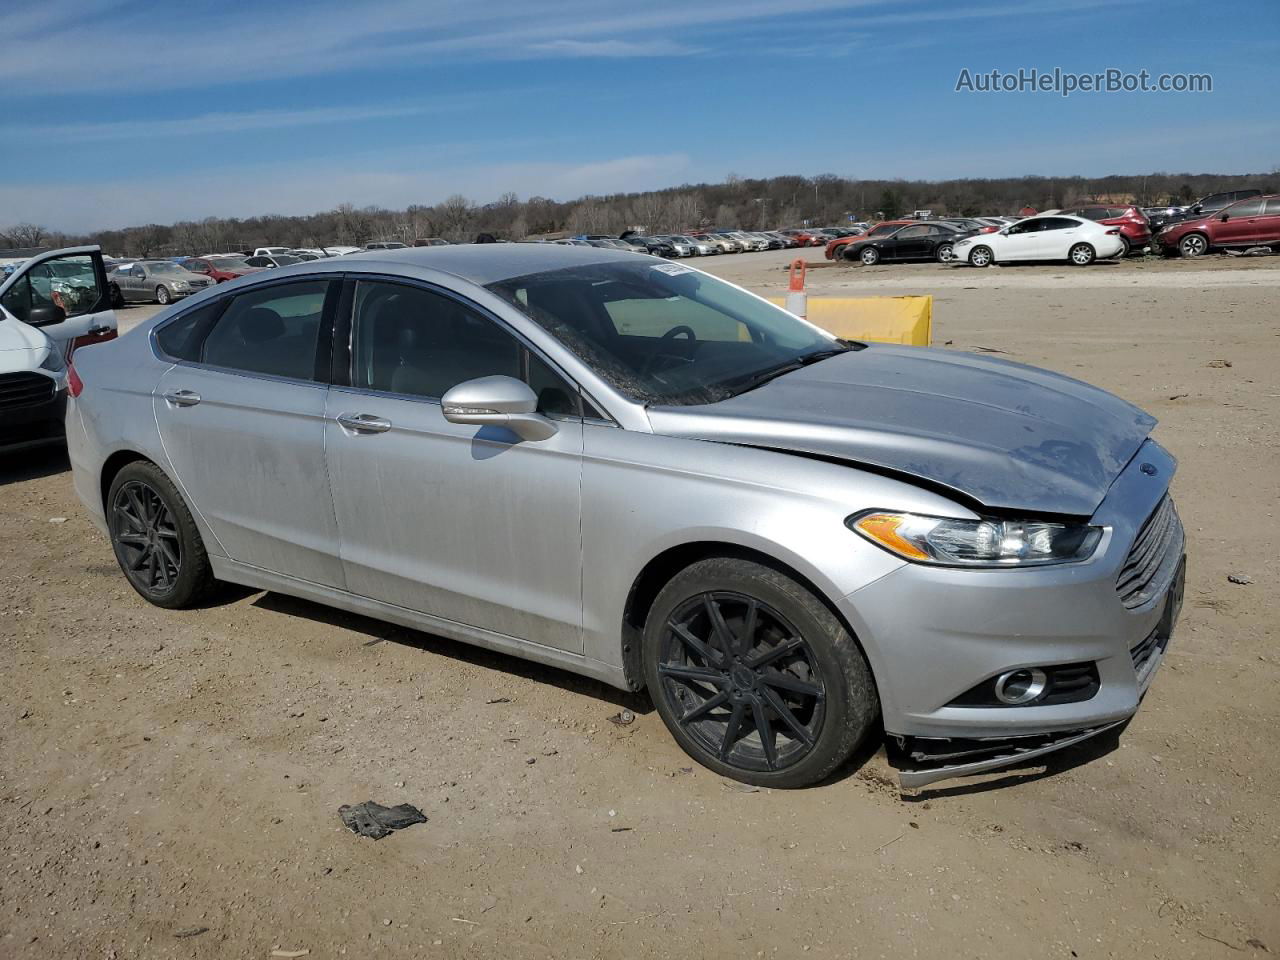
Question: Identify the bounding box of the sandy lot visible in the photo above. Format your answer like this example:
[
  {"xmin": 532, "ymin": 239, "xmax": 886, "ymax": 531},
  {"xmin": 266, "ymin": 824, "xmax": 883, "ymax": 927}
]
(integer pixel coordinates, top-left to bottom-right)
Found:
[{"xmin": 3, "ymin": 251, "xmax": 1278, "ymax": 959}]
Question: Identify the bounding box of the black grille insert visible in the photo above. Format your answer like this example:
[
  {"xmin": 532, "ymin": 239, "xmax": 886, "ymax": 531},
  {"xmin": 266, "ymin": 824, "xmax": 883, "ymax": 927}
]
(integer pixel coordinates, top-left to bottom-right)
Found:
[{"xmin": 0, "ymin": 372, "xmax": 55, "ymax": 410}]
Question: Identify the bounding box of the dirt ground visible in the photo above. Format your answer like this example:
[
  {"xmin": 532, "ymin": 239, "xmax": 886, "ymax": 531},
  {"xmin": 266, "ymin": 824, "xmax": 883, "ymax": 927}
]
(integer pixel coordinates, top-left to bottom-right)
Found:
[{"xmin": 3, "ymin": 250, "xmax": 1278, "ymax": 959}]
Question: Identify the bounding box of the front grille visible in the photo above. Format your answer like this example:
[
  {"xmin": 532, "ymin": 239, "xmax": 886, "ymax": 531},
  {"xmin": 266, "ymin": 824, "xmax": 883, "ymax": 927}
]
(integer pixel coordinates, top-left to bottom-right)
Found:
[
  {"xmin": 1116, "ymin": 495, "xmax": 1183, "ymax": 609},
  {"xmin": 0, "ymin": 372, "xmax": 55, "ymax": 410}
]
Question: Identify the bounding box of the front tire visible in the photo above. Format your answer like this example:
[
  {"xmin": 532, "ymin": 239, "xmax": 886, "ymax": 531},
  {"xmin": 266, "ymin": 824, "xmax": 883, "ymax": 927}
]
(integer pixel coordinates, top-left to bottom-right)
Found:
[
  {"xmin": 859, "ymin": 246, "xmax": 880, "ymax": 266},
  {"xmin": 1069, "ymin": 242, "xmax": 1096, "ymax": 266},
  {"xmin": 155, "ymin": 285, "xmax": 171, "ymax": 305},
  {"xmin": 643, "ymin": 558, "xmax": 879, "ymax": 788},
  {"xmin": 968, "ymin": 245, "xmax": 993, "ymax": 267},
  {"xmin": 1179, "ymin": 233, "xmax": 1208, "ymax": 258},
  {"xmin": 108, "ymin": 461, "xmax": 216, "ymax": 609}
]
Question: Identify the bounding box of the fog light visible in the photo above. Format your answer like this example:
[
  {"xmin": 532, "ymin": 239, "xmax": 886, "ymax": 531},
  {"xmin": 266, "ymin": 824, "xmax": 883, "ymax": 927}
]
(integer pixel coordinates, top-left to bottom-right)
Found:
[{"xmin": 993, "ymin": 668, "xmax": 1048, "ymax": 705}]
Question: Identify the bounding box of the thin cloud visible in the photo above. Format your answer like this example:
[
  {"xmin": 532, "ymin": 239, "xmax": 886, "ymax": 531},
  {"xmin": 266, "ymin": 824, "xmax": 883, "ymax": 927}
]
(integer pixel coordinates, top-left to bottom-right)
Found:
[
  {"xmin": 526, "ymin": 39, "xmax": 704, "ymax": 58},
  {"xmin": 0, "ymin": 103, "xmax": 454, "ymax": 145}
]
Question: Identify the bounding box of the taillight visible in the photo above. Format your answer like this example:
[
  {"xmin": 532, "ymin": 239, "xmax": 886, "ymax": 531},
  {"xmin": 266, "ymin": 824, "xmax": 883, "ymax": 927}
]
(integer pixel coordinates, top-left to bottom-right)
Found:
[
  {"xmin": 67, "ymin": 357, "xmax": 84, "ymax": 397},
  {"xmin": 1105, "ymin": 228, "xmax": 1121, "ymax": 235}
]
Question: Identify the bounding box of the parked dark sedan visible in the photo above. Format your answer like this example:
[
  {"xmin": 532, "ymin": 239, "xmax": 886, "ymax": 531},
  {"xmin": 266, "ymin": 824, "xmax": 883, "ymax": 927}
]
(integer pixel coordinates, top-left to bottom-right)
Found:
[
  {"xmin": 840, "ymin": 222, "xmax": 975, "ymax": 265},
  {"xmin": 624, "ymin": 236, "xmax": 678, "ymax": 258}
]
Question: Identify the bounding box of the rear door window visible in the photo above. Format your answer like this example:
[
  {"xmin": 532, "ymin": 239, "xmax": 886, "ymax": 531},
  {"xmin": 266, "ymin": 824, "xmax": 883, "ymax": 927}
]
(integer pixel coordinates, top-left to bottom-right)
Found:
[
  {"xmin": 201, "ymin": 280, "xmax": 331, "ymax": 380},
  {"xmin": 155, "ymin": 299, "xmax": 225, "ymax": 361}
]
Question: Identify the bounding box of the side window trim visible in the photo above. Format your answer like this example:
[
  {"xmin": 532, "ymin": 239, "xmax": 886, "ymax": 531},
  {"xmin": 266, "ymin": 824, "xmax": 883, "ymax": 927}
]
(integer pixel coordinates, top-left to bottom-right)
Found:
[{"xmin": 340, "ymin": 273, "xmax": 613, "ymax": 423}]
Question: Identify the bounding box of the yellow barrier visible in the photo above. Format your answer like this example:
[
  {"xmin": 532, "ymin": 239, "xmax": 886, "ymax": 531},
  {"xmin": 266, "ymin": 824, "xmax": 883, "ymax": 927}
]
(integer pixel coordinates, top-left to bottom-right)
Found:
[{"xmin": 767, "ymin": 295, "xmax": 932, "ymax": 346}]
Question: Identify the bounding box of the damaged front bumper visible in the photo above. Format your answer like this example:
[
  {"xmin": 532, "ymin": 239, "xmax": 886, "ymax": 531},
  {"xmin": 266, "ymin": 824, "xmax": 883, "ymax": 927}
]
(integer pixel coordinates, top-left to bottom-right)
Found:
[{"xmin": 890, "ymin": 606, "xmax": 1176, "ymax": 789}]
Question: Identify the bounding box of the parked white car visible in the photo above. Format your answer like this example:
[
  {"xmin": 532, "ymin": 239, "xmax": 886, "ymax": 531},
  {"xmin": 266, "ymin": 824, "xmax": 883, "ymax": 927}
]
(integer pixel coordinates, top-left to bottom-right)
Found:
[
  {"xmin": 0, "ymin": 302, "xmax": 70, "ymax": 448},
  {"xmin": 951, "ymin": 215, "xmax": 1124, "ymax": 267},
  {"xmin": 253, "ymin": 246, "xmax": 293, "ymax": 258}
]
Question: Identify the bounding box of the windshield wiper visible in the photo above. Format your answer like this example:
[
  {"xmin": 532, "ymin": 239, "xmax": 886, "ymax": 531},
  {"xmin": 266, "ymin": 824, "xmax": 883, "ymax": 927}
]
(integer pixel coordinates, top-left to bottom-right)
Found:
[{"xmin": 723, "ymin": 345, "xmax": 852, "ymax": 396}]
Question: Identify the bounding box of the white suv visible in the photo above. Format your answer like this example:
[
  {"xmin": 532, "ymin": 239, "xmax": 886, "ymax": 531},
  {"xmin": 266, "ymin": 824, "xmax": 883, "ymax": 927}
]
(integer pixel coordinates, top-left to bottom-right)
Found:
[{"xmin": 0, "ymin": 245, "xmax": 117, "ymax": 448}]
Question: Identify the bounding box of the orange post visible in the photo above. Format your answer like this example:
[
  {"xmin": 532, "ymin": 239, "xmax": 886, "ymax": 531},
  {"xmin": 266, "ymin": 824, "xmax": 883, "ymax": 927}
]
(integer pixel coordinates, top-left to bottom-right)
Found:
[{"xmin": 785, "ymin": 258, "xmax": 808, "ymax": 318}]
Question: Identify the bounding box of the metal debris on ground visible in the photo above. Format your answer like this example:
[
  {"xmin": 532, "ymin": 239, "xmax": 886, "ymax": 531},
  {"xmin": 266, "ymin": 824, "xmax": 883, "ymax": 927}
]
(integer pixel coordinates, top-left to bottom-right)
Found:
[
  {"xmin": 1227, "ymin": 574, "xmax": 1254, "ymax": 585},
  {"xmin": 1206, "ymin": 359, "xmax": 1233, "ymax": 368},
  {"xmin": 173, "ymin": 927, "xmax": 209, "ymax": 938},
  {"xmin": 607, "ymin": 709, "xmax": 636, "ymax": 726},
  {"xmin": 338, "ymin": 801, "xmax": 428, "ymax": 840},
  {"xmin": 486, "ymin": 697, "xmax": 511, "ymax": 704}
]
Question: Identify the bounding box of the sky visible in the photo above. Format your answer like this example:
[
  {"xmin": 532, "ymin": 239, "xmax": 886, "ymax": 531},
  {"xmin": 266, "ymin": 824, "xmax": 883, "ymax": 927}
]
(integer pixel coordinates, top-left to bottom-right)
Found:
[{"xmin": 1, "ymin": 0, "xmax": 1276, "ymax": 232}]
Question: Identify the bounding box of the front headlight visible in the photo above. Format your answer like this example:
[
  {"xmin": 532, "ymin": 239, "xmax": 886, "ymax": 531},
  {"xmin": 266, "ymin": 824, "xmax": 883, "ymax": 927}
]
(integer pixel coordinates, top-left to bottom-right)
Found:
[
  {"xmin": 39, "ymin": 347, "xmax": 66, "ymax": 373},
  {"xmin": 849, "ymin": 511, "xmax": 1102, "ymax": 567}
]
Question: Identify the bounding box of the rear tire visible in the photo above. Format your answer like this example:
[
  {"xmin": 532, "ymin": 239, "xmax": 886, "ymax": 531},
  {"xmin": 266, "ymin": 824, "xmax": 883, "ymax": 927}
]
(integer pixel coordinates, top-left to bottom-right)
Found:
[
  {"xmin": 968, "ymin": 245, "xmax": 993, "ymax": 267},
  {"xmin": 155, "ymin": 285, "xmax": 171, "ymax": 305},
  {"xmin": 1069, "ymin": 243, "xmax": 1096, "ymax": 266},
  {"xmin": 643, "ymin": 557, "xmax": 879, "ymax": 788},
  {"xmin": 107, "ymin": 461, "xmax": 216, "ymax": 609},
  {"xmin": 1119, "ymin": 236, "xmax": 1131, "ymax": 257},
  {"xmin": 936, "ymin": 243, "xmax": 954, "ymax": 263},
  {"xmin": 109, "ymin": 284, "xmax": 124, "ymax": 308}
]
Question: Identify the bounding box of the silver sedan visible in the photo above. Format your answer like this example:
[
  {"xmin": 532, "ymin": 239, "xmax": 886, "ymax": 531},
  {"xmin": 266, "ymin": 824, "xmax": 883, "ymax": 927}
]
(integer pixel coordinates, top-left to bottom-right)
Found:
[{"xmin": 65, "ymin": 247, "xmax": 1184, "ymax": 788}]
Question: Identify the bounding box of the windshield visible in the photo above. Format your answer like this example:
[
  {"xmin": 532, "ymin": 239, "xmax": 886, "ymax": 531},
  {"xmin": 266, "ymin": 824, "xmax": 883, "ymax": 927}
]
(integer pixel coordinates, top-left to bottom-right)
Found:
[
  {"xmin": 210, "ymin": 258, "xmax": 254, "ymax": 270},
  {"xmin": 273, "ymin": 255, "xmax": 302, "ymax": 265},
  {"xmin": 147, "ymin": 262, "xmax": 190, "ymax": 276},
  {"xmin": 867, "ymin": 224, "xmax": 903, "ymax": 237},
  {"xmin": 487, "ymin": 260, "xmax": 849, "ymax": 406}
]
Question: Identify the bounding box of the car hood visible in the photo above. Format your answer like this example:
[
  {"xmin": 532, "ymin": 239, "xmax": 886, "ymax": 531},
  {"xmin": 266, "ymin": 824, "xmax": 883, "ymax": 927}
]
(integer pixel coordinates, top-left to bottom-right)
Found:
[
  {"xmin": 645, "ymin": 345, "xmax": 1157, "ymax": 517},
  {"xmin": 0, "ymin": 317, "xmax": 50, "ymax": 370}
]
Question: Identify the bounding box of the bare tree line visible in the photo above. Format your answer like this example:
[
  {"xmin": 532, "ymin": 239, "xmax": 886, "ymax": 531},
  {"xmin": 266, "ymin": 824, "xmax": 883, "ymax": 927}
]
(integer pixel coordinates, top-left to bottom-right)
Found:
[{"xmin": 4, "ymin": 169, "xmax": 1277, "ymax": 258}]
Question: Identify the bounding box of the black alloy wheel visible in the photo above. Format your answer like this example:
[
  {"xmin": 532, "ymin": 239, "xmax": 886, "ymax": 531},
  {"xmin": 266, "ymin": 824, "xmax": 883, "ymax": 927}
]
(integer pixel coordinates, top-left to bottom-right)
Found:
[
  {"xmin": 107, "ymin": 461, "xmax": 216, "ymax": 608},
  {"xmin": 111, "ymin": 480, "xmax": 182, "ymax": 596},
  {"xmin": 644, "ymin": 558, "xmax": 879, "ymax": 787},
  {"xmin": 657, "ymin": 592, "xmax": 826, "ymax": 773}
]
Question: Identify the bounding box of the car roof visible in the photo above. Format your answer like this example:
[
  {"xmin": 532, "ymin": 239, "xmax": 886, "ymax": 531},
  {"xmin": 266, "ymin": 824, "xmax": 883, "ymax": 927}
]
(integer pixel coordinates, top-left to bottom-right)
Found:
[{"xmin": 330, "ymin": 243, "xmax": 641, "ymax": 285}]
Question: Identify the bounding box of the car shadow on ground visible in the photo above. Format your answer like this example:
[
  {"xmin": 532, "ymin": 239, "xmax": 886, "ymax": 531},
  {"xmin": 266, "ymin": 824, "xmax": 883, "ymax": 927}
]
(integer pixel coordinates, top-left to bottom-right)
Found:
[
  {"xmin": 250, "ymin": 590, "xmax": 653, "ymax": 715},
  {"xmin": 0, "ymin": 443, "xmax": 69, "ymax": 486}
]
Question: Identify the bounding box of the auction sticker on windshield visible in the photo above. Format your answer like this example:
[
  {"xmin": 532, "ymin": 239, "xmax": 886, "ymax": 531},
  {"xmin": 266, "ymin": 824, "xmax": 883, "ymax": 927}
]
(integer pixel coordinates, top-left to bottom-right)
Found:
[{"xmin": 651, "ymin": 262, "xmax": 694, "ymax": 276}]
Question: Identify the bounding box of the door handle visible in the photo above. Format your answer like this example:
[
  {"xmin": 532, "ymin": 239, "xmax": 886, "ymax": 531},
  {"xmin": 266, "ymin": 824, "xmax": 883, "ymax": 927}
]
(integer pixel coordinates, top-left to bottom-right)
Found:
[
  {"xmin": 163, "ymin": 389, "xmax": 201, "ymax": 407},
  {"xmin": 336, "ymin": 412, "xmax": 392, "ymax": 434}
]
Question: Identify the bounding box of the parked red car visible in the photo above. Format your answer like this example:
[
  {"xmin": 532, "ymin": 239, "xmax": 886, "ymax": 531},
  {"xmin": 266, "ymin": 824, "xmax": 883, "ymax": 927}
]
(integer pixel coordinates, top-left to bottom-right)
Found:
[
  {"xmin": 780, "ymin": 229, "xmax": 828, "ymax": 247},
  {"xmin": 825, "ymin": 221, "xmax": 911, "ymax": 260},
  {"xmin": 1155, "ymin": 194, "xmax": 1280, "ymax": 258},
  {"xmin": 1058, "ymin": 204, "xmax": 1151, "ymax": 256},
  {"xmin": 183, "ymin": 256, "xmax": 265, "ymax": 283}
]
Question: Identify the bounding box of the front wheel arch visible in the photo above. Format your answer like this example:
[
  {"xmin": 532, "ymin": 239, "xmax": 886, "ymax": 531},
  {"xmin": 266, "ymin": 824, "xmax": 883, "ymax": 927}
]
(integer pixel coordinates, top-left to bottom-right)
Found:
[{"xmin": 620, "ymin": 541, "xmax": 873, "ymax": 695}]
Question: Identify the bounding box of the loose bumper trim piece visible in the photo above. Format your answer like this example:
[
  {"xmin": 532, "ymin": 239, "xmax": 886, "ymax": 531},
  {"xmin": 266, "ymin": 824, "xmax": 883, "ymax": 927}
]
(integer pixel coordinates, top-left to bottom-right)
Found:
[{"xmin": 893, "ymin": 721, "xmax": 1126, "ymax": 789}]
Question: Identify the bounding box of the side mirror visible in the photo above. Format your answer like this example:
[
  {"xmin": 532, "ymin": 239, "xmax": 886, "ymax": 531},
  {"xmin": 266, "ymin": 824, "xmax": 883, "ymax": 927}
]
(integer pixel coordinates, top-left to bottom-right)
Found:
[
  {"xmin": 27, "ymin": 303, "xmax": 68, "ymax": 327},
  {"xmin": 1219, "ymin": 213, "xmax": 1230, "ymax": 222},
  {"xmin": 442, "ymin": 375, "xmax": 558, "ymax": 442}
]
